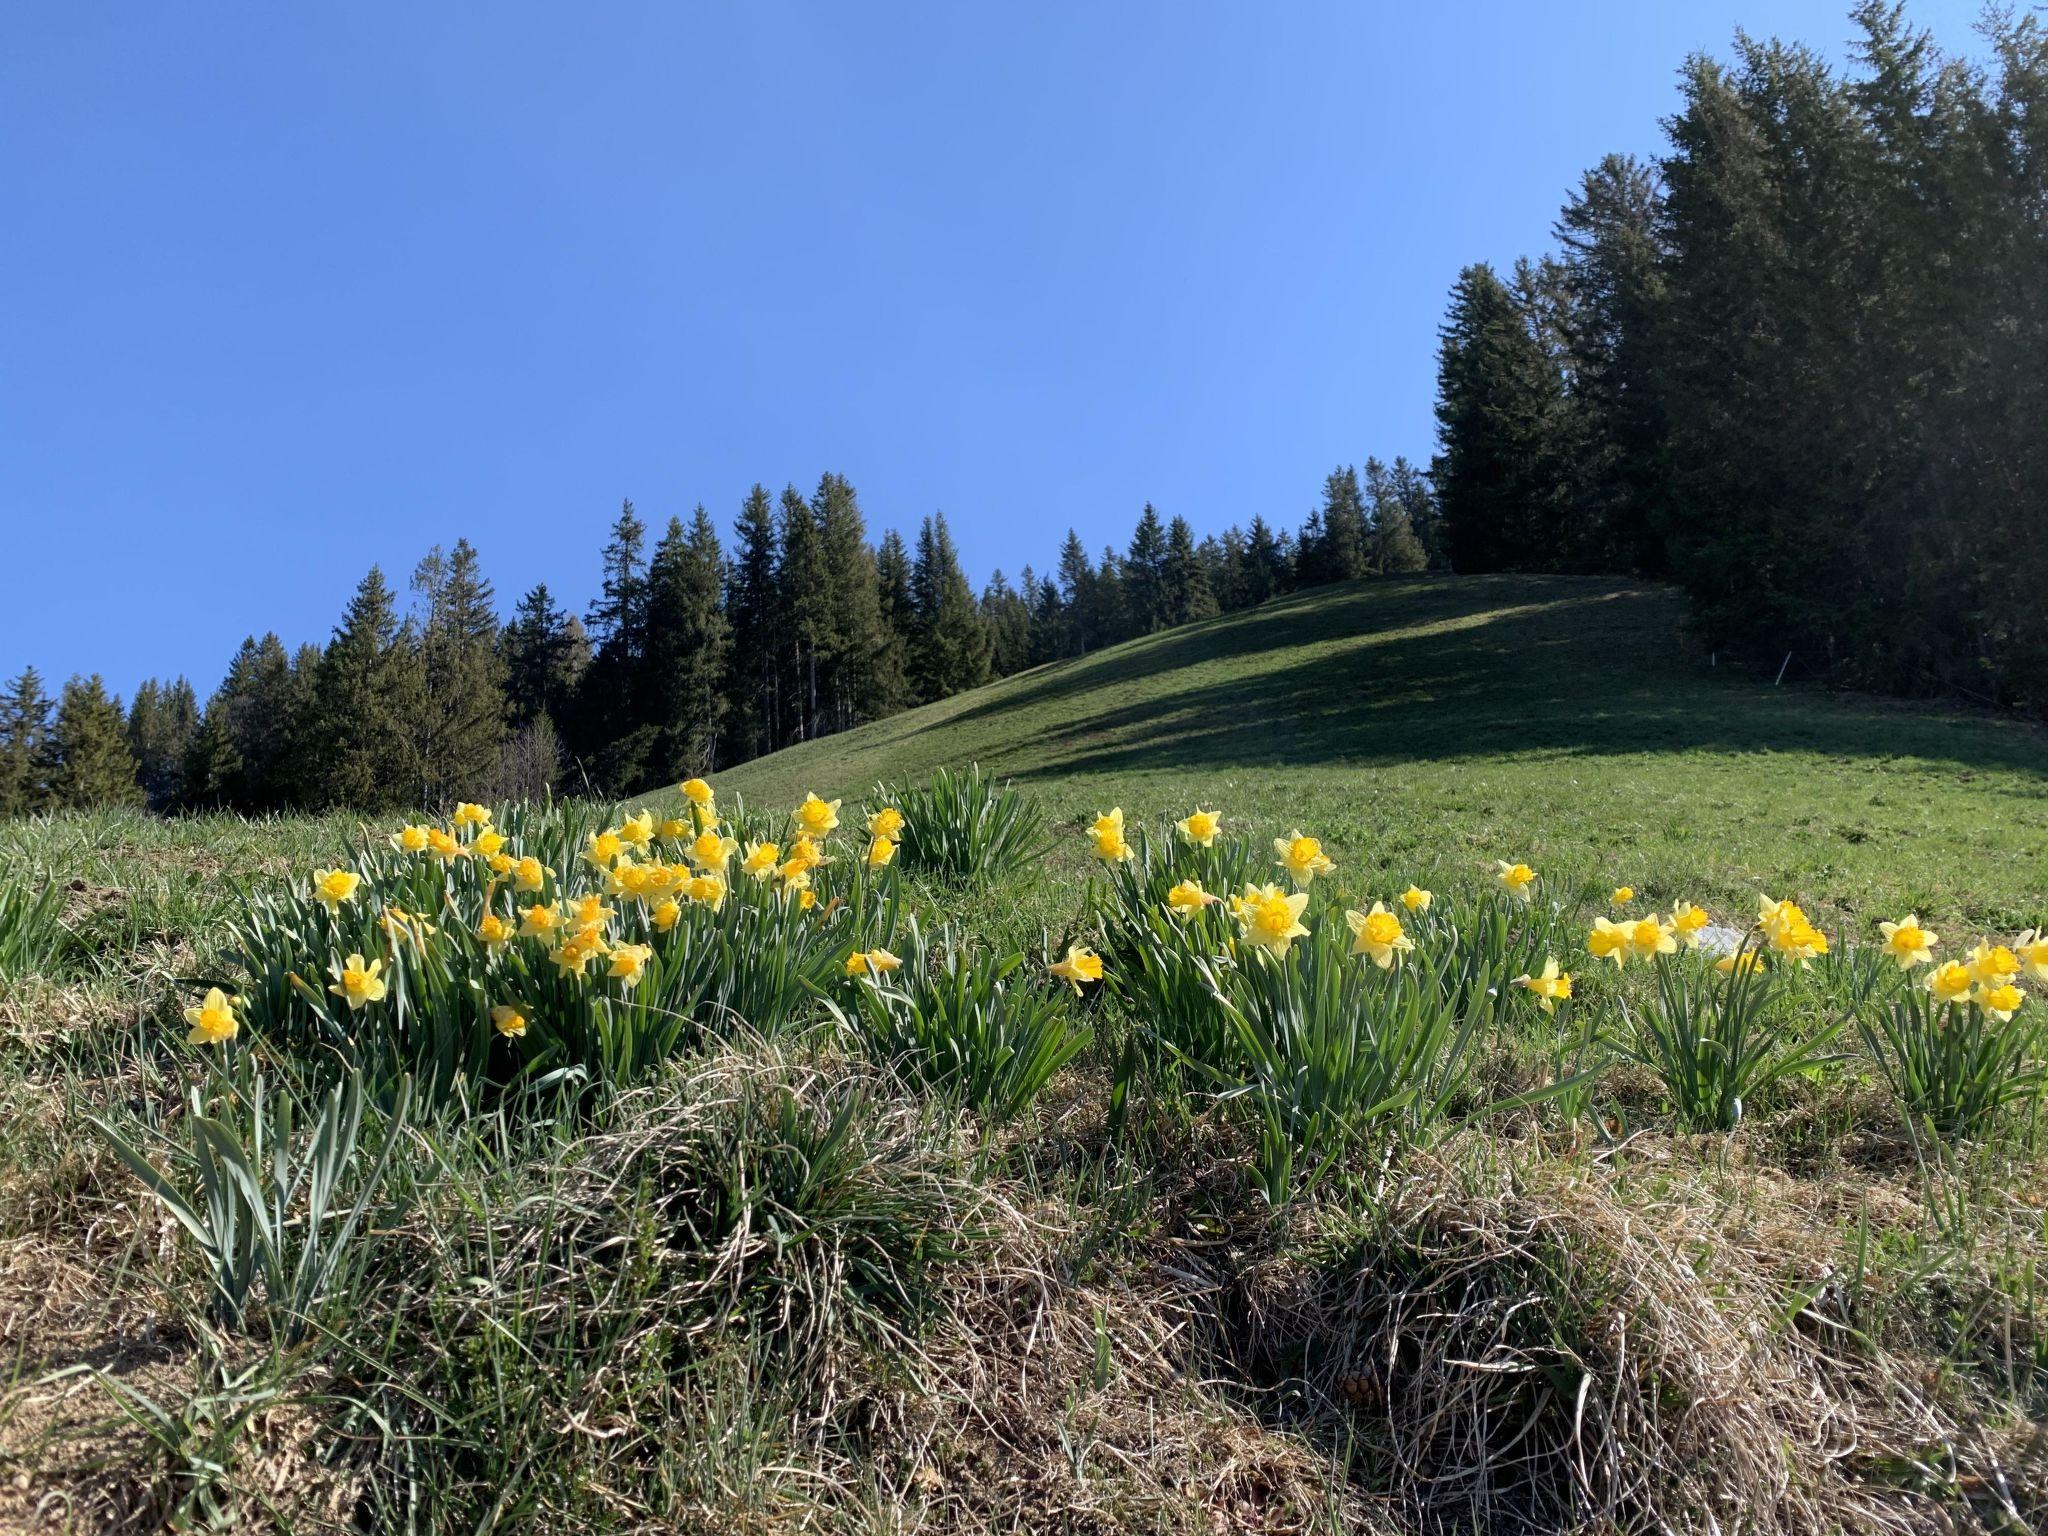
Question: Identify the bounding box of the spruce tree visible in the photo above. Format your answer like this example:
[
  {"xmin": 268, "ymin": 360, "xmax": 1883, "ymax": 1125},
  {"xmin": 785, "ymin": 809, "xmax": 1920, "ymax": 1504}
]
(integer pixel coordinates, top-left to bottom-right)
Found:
[
  {"xmin": 1433, "ymin": 262, "xmax": 1575, "ymax": 572},
  {"xmin": 724, "ymin": 485, "xmax": 782, "ymax": 759},
  {"xmin": 50, "ymin": 675, "xmax": 141, "ymax": 808},
  {"xmin": 871, "ymin": 528, "xmax": 919, "ymax": 711},
  {"xmin": 1364, "ymin": 458, "xmax": 1429, "ymax": 574},
  {"xmin": 1389, "ymin": 458, "xmax": 1444, "ymax": 569},
  {"xmin": 1054, "ymin": 531, "xmax": 1095, "ymax": 655},
  {"xmin": 1121, "ymin": 505, "xmax": 1168, "ymax": 636},
  {"xmin": 0, "ymin": 667, "xmax": 54, "ymax": 815},
  {"xmin": 503, "ymin": 583, "xmax": 587, "ymax": 728},
  {"xmin": 311, "ymin": 567, "xmax": 427, "ymax": 810},
  {"xmin": 776, "ymin": 485, "xmax": 830, "ymax": 742},
  {"xmin": 1241, "ymin": 517, "xmax": 1289, "ymax": 606},
  {"xmin": 1306, "ymin": 468, "xmax": 1369, "ymax": 583},
  {"xmin": 415, "ymin": 539, "xmax": 507, "ymax": 804},
  {"xmin": 578, "ymin": 499, "xmax": 649, "ymax": 765},
  {"xmin": 980, "ymin": 570, "xmax": 1036, "ymax": 674},
  {"xmin": 179, "ymin": 704, "xmax": 242, "ymax": 809},
  {"xmin": 127, "ymin": 677, "xmax": 199, "ymax": 809},
  {"xmin": 911, "ymin": 514, "xmax": 992, "ymax": 698},
  {"xmin": 642, "ymin": 507, "xmax": 730, "ymax": 780},
  {"xmin": 812, "ymin": 474, "xmax": 889, "ymax": 730},
  {"xmin": 1159, "ymin": 515, "xmax": 1218, "ymax": 625}
]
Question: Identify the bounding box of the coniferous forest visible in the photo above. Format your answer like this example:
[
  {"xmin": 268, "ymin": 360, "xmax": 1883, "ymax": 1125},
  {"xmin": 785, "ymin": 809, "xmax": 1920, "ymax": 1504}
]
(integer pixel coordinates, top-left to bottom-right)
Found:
[{"xmin": 3, "ymin": 3, "xmax": 2042, "ymax": 816}]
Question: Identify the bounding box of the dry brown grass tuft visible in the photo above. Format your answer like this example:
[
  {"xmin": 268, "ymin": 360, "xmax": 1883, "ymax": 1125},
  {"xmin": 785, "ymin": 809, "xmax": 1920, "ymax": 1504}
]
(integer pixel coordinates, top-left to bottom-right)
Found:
[{"xmin": 1225, "ymin": 1138, "xmax": 2046, "ymax": 1534}]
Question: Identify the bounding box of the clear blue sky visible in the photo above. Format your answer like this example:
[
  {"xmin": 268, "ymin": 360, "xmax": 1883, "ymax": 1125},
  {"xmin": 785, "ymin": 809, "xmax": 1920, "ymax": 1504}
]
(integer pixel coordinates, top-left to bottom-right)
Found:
[{"xmin": 0, "ymin": 2, "xmax": 1984, "ymax": 700}]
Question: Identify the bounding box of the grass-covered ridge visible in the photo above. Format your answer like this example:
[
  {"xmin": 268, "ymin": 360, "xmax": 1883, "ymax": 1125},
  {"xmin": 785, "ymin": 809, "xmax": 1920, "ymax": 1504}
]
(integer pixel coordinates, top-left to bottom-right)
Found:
[{"xmin": 727, "ymin": 574, "xmax": 2048, "ymax": 925}]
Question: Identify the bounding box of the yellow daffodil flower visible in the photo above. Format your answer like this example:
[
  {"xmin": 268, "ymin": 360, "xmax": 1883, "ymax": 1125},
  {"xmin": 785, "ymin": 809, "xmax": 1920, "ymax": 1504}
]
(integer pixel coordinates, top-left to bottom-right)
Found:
[
  {"xmin": 1165, "ymin": 878, "xmax": 1220, "ymax": 919},
  {"xmin": 1275, "ymin": 832, "xmax": 1335, "ymax": 888},
  {"xmin": 608, "ymin": 942, "xmax": 653, "ymax": 988},
  {"xmin": 549, "ymin": 932, "xmax": 605, "ymax": 977},
  {"xmin": 1401, "ymin": 885, "xmax": 1432, "ymax": 913},
  {"xmin": 618, "ymin": 810, "xmax": 655, "ymax": 850},
  {"xmin": 785, "ymin": 835, "xmax": 830, "ymax": 873},
  {"xmin": 1625, "ymin": 916, "xmax": 1677, "ymax": 963},
  {"xmin": 795, "ymin": 793, "xmax": 841, "ymax": 837},
  {"xmin": 1587, "ymin": 917, "xmax": 1629, "ymax": 967},
  {"xmin": 652, "ymin": 897, "xmax": 682, "ymax": 932},
  {"xmin": 485, "ymin": 851, "xmax": 514, "ymax": 876},
  {"xmin": 1514, "ymin": 958, "xmax": 1572, "ymax": 1013},
  {"xmin": 1966, "ymin": 941, "xmax": 2020, "ymax": 988},
  {"xmin": 391, "ymin": 823, "xmax": 431, "ymax": 854},
  {"xmin": 1235, "ymin": 883, "xmax": 1311, "ymax": 955},
  {"xmin": 867, "ymin": 835, "xmax": 897, "ymax": 869},
  {"xmin": 328, "ymin": 953, "xmax": 388, "ymax": 1011},
  {"xmin": 1976, "ymin": 982, "xmax": 2025, "ymax": 1023},
  {"xmin": 1346, "ymin": 902, "xmax": 1414, "ymax": 969},
  {"xmin": 183, "ymin": 986, "xmax": 240, "ymax": 1045},
  {"xmin": 1495, "ymin": 861, "xmax": 1537, "ymax": 901},
  {"xmin": 582, "ymin": 830, "xmax": 624, "ymax": 869},
  {"xmin": 1758, "ymin": 895, "xmax": 1828, "ymax": 964},
  {"xmin": 869, "ymin": 806, "xmax": 905, "ymax": 840},
  {"xmin": 1927, "ymin": 960, "xmax": 1974, "ymax": 1005},
  {"xmin": 473, "ymin": 829, "xmax": 507, "ymax": 858},
  {"xmin": 659, "ymin": 816, "xmax": 690, "ymax": 841},
  {"xmin": 425, "ymin": 826, "xmax": 465, "ymax": 864},
  {"xmin": 452, "ymin": 802, "xmax": 492, "ymax": 829},
  {"xmin": 1177, "ymin": 808, "xmax": 1221, "ymax": 846},
  {"xmin": 476, "ymin": 912, "xmax": 513, "ymax": 950},
  {"xmin": 1670, "ymin": 902, "xmax": 1710, "ymax": 947},
  {"xmin": 1090, "ymin": 808, "xmax": 1132, "ymax": 863},
  {"xmin": 689, "ymin": 830, "xmax": 738, "ymax": 871},
  {"xmin": 680, "ymin": 777, "xmax": 715, "ymax": 809},
  {"xmin": 569, "ymin": 894, "xmax": 613, "ymax": 932},
  {"xmin": 491, "ymin": 1004, "xmax": 527, "ymax": 1038},
  {"xmin": 311, "ymin": 868, "xmax": 361, "ymax": 909},
  {"xmin": 2017, "ymin": 929, "xmax": 2048, "ymax": 983},
  {"xmin": 511, "ymin": 856, "xmax": 546, "ymax": 892},
  {"xmin": 688, "ymin": 873, "xmax": 728, "ymax": 910},
  {"xmin": 519, "ymin": 901, "xmax": 561, "ymax": 938},
  {"xmin": 742, "ymin": 840, "xmax": 781, "ymax": 882},
  {"xmin": 1611, "ymin": 886, "xmax": 1635, "ymax": 906},
  {"xmin": 1716, "ymin": 951, "xmax": 1765, "ymax": 977},
  {"xmin": 1877, "ymin": 915, "xmax": 1936, "ymax": 969},
  {"xmin": 846, "ymin": 947, "xmax": 904, "ymax": 978},
  {"xmin": 1048, "ymin": 943, "xmax": 1104, "ymax": 993}
]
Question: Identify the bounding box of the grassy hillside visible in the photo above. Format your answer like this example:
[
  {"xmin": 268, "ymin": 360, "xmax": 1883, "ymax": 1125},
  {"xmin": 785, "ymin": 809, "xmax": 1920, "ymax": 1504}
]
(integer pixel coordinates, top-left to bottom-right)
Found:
[{"xmin": 728, "ymin": 574, "xmax": 2048, "ymax": 925}]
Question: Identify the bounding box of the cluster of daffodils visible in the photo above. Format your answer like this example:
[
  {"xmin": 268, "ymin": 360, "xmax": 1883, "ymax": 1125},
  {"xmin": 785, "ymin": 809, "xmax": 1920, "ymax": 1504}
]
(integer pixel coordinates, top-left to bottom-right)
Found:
[
  {"xmin": 1091, "ymin": 807, "xmax": 1572, "ymax": 1006},
  {"xmin": 1880, "ymin": 914, "xmax": 2041, "ymax": 1023},
  {"xmin": 182, "ymin": 779, "xmax": 915, "ymax": 1052}
]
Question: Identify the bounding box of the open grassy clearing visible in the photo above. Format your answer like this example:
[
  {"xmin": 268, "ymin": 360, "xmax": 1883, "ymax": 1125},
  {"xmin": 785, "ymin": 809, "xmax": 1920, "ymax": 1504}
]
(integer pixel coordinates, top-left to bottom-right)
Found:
[
  {"xmin": 724, "ymin": 576, "xmax": 2048, "ymax": 929},
  {"xmin": 2, "ymin": 576, "xmax": 2046, "ymax": 1534}
]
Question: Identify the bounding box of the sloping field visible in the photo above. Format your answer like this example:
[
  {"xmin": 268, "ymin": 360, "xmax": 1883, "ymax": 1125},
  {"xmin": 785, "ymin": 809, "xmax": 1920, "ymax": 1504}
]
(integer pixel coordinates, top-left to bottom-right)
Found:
[{"xmin": 727, "ymin": 574, "xmax": 2048, "ymax": 923}]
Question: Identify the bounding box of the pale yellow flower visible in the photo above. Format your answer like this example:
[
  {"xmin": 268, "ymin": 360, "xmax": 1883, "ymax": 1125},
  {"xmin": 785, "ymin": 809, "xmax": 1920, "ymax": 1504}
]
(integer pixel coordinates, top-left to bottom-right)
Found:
[
  {"xmin": 1275, "ymin": 832, "xmax": 1335, "ymax": 888},
  {"xmin": 183, "ymin": 986, "xmax": 240, "ymax": 1045},
  {"xmin": 1514, "ymin": 958, "xmax": 1572, "ymax": 1014},
  {"xmin": 1234, "ymin": 883, "xmax": 1311, "ymax": 955},
  {"xmin": 328, "ymin": 953, "xmax": 388, "ymax": 1011},
  {"xmin": 491, "ymin": 1004, "xmax": 528, "ymax": 1038},
  {"xmin": 1877, "ymin": 914, "xmax": 1937, "ymax": 969},
  {"xmin": 795, "ymin": 793, "xmax": 841, "ymax": 837},
  {"xmin": 311, "ymin": 868, "xmax": 361, "ymax": 909},
  {"xmin": 1400, "ymin": 885, "xmax": 1432, "ymax": 913},
  {"xmin": 867, "ymin": 835, "xmax": 897, "ymax": 869},
  {"xmin": 1090, "ymin": 808, "xmax": 1132, "ymax": 863},
  {"xmin": 1165, "ymin": 878, "xmax": 1220, "ymax": 919},
  {"xmin": 868, "ymin": 806, "xmax": 905, "ymax": 840},
  {"xmin": 1346, "ymin": 902, "xmax": 1414, "ymax": 969},
  {"xmin": 1048, "ymin": 943, "xmax": 1104, "ymax": 993},
  {"xmin": 1177, "ymin": 808, "xmax": 1221, "ymax": 846},
  {"xmin": 846, "ymin": 947, "xmax": 904, "ymax": 978},
  {"xmin": 608, "ymin": 942, "xmax": 653, "ymax": 988},
  {"xmin": 1495, "ymin": 861, "xmax": 1537, "ymax": 901}
]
